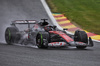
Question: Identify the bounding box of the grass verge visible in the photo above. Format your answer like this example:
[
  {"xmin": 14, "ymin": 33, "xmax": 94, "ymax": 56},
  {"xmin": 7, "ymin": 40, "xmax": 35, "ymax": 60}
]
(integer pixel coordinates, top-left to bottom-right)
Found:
[{"xmin": 46, "ymin": 0, "xmax": 100, "ymax": 34}]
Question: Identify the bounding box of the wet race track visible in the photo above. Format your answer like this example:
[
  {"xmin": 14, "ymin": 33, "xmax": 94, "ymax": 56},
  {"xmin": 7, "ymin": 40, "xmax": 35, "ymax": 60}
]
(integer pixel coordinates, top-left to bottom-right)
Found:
[{"xmin": 0, "ymin": 0, "xmax": 100, "ymax": 66}]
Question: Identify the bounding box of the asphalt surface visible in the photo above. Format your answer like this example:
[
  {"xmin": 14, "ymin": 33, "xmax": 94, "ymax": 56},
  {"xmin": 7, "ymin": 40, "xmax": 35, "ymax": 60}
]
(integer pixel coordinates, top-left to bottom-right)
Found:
[{"xmin": 0, "ymin": 0, "xmax": 100, "ymax": 66}]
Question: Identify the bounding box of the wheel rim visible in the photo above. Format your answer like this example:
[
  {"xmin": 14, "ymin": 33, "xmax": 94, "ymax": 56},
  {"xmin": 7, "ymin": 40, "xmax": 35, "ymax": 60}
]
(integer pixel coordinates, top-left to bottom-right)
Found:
[{"xmin": 37, "ymin": 39, "xmax": 40, "ymax": 45}]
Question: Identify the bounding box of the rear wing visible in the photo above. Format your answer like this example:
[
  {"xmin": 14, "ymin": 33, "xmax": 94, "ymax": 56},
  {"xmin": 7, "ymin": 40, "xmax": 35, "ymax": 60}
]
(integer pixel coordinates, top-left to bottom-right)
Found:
[
  {"xmin": 12, "ymin": 20, "xmax": 37, "ymax": 24},
  {"xmin": 11, "ymin": 20, "xmax": 38, "ymax": 29}
]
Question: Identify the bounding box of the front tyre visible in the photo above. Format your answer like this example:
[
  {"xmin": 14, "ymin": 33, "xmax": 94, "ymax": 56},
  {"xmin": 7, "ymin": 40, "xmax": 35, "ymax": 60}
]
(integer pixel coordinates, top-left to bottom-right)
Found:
[{"xmin": 74, "ymin": 30, "xmax": 88, "ymax": 49}]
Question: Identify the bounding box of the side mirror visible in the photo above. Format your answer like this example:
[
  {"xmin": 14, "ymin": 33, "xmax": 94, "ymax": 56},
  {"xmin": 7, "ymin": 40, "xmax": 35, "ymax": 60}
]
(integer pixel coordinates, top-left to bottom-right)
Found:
[{"xmin": 63, "ymin": 28, "xmax": 68, "ymax": 30}]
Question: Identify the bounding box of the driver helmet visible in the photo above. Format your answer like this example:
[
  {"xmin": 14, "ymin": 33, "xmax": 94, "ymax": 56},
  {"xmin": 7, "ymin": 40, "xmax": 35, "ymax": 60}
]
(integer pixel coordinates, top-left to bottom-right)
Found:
[{"xmin": 44, "ymin": 25, "xmax": 53, "ymax": 31}]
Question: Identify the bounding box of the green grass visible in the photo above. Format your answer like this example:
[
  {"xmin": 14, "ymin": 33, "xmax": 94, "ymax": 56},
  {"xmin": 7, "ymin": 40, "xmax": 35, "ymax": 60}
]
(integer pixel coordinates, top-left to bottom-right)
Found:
[{"xmin": 46, "ymin": 0, "xmax": 100, "ymax": 34}]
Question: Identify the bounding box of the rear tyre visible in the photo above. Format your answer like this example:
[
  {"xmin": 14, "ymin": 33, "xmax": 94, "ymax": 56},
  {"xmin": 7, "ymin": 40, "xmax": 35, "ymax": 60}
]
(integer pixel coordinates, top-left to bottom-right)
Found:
[
  {"xmin": 74, "ymin": 30, "xmax": 88, "ymax": 49},
  {"xmin": 5, "ymin": 27, "xmax": 19, "ymax": 45},
  {"xmin": 36, "ymin": 32, "xmax": 49, "ymax": 49}
]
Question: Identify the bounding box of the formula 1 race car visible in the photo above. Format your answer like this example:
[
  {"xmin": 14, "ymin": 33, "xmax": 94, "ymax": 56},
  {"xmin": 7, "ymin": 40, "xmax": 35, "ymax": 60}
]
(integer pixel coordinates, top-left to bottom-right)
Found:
[{"xmin": 5, "ymin": 19, "xmax": 93, "ymax": 49}]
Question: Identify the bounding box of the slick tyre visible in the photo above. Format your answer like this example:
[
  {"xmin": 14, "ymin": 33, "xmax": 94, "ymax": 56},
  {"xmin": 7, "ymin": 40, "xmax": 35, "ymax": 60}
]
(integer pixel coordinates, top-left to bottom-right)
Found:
[
  {"xmin": 74, "ymin": 30, "xmax": 88, "ymax": 43},
  {"xmin": 5, "ymin": 27, "xmax": 19, "ymax": 45},
  {"xmin": 74, "ymin": 30, "xmax": 88, "ymax": 49},
  {"xmin": 36, "ymin": 32, "xmax": 49, "ymax": 49}
]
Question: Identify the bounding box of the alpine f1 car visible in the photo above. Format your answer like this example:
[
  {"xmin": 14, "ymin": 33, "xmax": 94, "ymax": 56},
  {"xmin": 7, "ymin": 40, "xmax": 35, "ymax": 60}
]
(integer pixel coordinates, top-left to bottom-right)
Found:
[{"xmin": 5, "ymin": 19, "xmax": 93, "ymax": 49}]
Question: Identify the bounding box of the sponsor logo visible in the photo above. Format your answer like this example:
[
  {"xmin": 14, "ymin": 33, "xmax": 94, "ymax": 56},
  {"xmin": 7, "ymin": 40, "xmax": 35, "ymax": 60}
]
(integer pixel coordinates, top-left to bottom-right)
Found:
[{"xmin": 48, "ymin": 42, "xmax": 66, "ymax": 46}]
